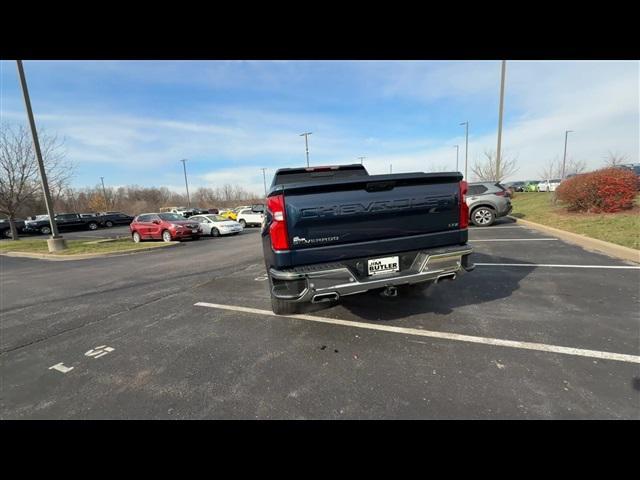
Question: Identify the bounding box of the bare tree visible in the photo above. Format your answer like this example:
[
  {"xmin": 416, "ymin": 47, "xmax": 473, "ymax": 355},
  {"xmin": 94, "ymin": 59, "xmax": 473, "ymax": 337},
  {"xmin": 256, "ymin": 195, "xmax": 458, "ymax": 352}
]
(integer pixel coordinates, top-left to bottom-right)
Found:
[
  {"xmin": 0, "ymin": 124, "xmax": 73, "ymax": 239},
  {"xmin": 540, "ymin": 156, "xmax": 586, "ymax": 180},
  {"xmin": 470, "ymin": 149, "xmax": 519, "ymax": 183},
  {"xmin": 539, "ymin": 158, "xmax": 559, "ymax": 180},
  {"xmin": 604, "ymin": 150, "xmax": 629, "ymax": 167}
]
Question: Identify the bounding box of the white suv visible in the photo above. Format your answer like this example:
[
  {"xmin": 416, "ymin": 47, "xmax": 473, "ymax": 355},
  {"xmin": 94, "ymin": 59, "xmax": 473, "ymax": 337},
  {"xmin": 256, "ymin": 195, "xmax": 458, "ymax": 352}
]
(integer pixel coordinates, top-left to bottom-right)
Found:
[
  {"xmin": 236, "ymin": 208, "xmax": 264, "ymax": 228},
  {"xmin": 538, "ymin": 179, "xmax": 561, "ymax": 192}
]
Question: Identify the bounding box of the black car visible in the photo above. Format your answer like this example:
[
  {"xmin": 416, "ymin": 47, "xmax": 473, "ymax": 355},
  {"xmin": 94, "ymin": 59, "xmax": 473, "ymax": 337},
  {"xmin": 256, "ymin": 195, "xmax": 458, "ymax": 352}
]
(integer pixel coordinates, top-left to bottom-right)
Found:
[
  {"xmin": 23, "ymin": 213, "xmax": 101, "ymax": 234},
  {"xmin": 98, "ymin": 211, "xmax": 134, "ymax": 227},
  {"xmin": 0, "ymin": 218, "xmax": 26, "ymax": 238},
  {"xmin": 504, "ymin": 181, "xmax": 526, "ymax": 192}
]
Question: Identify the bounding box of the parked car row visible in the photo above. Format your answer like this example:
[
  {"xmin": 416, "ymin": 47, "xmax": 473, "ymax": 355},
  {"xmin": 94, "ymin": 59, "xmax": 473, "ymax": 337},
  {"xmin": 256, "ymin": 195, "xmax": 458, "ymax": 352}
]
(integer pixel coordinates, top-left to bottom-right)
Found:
[
  {"xmin": 157, "ymin": 204, "xmax": 264, "ymax": 219},
  {"xmin": 1, "ymin": 211, "xmax": 134, "ymax": 237},
  {"xmin": 504, "ymin": 178, "xmax": 566, "ymax": 193},
  {"xmin": 128, "ymin": 205, "xmax": 265, "ymax": 243}
]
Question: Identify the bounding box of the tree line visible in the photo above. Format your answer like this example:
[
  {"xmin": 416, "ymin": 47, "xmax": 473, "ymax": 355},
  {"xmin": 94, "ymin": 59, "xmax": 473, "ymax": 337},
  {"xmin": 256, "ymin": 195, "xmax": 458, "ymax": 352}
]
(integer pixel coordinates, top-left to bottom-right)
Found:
[{"xmin": 0, "ymin": 123, "xmax": 262, "ymax": 238}]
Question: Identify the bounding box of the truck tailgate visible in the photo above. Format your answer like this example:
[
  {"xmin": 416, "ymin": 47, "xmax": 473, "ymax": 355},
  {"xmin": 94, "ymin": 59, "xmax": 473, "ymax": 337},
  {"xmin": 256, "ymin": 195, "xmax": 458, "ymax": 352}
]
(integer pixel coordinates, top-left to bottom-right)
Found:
[{"xmin": 282, "ymin": 172, "xmax": 462, "ymax": 249}]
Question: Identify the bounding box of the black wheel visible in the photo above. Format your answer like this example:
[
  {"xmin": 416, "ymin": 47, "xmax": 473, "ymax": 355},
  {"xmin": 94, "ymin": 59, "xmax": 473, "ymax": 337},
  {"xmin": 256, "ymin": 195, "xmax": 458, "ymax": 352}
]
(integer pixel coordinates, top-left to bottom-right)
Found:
[
  {"xmin": 88, "ymin": 222, "xmax": 98, "ymax": 230},
  {"xmin": 471, "ymin": 207, "xmax": 496, "ymax": 227},
  {"xmin": 40, "ymin": 226, "xmax": 51, "ymax": 235},
  {"xmin": 268, "ymin": 275, "xmax": 299, "ymax": 315},
  {"xmin": 3, "ymin": 229, "xmax": 12, "ymax": 238},
  {"xmin": 105, "ymin": 221, "xmax": 114, "ymax": 228},
  {"xmin": 239, "ymin": 219, "xmax": 246, "ymax": 228},
  {"xmin": 271, "ymin": 295, "xmax": 298, "ymax": 315},
  {"xmin": 210, "ymin": 228, "xmax": 220, "ymax": 237},
  {"xmin": 132, "ymin": 231, "xmax": 142, "ymax": 243}
]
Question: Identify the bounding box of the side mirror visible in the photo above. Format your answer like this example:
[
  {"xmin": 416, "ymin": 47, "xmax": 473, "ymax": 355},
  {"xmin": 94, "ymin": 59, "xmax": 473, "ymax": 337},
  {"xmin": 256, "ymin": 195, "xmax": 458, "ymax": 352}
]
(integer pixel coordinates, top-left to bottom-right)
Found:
[{"xmin": 152, "ymin": 219, "xmax": 161, "ymax": 225}]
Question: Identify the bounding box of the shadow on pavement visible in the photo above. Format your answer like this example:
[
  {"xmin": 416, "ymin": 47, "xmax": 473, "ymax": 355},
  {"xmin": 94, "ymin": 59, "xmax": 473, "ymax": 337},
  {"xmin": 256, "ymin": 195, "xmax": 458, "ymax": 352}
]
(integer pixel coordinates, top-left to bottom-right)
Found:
[{"xmin": 297, "ymin": 253, "xmax": 535, "ymax": 321}]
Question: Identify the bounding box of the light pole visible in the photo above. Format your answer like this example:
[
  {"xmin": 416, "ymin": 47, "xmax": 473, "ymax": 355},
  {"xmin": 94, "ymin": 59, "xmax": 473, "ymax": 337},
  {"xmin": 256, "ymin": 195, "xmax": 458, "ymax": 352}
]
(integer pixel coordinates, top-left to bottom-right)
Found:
[
  {"xmin": 180, "ymin": 159, "xmax": 191, "ymax": 207},
  {"xmin": 16, "ymin": 60, "xmax": 66, "ymax": 251},
  {"xmin": 100, "ymin": 176, "xmax": 108, "ymax": 210},
  {"xmin": 496, "ymin": 60, "xmax": 507, "ymax": 181},
  {"xmin": 358, "ymin": 156, "xmax": 366, "ymax": 165},
  {"xmin": 261, "ymin": 168, "xmax": 268, "ymax": 198},
  {"xmin": 460, "ymin": 121, "xmax": 469, "ymax": 179},
  {"xmin": 300, "ymin": 132, "xmax": 312, "ymax": 167},
  {"xmin": 454, "ymin": 145, "xmax": 459, "ymax": 172},
  {"xmin": 561, "ymin": 130, "xmax": 573, "ymax": 179}
]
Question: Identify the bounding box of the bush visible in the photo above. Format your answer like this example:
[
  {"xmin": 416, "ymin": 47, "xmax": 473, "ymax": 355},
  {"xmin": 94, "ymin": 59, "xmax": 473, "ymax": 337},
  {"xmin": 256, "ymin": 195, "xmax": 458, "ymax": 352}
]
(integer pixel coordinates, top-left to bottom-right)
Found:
[{"xmin": 555, "ymin": 167, "xmax": 638, "ymax": 213}]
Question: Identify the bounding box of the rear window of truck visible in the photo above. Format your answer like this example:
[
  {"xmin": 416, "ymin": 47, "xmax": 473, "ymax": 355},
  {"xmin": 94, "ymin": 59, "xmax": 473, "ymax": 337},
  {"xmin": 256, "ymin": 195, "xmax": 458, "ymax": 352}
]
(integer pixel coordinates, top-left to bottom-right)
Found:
[{"xmin": 273, "ymin": 165, "xmax": 368, "ymax": 186}]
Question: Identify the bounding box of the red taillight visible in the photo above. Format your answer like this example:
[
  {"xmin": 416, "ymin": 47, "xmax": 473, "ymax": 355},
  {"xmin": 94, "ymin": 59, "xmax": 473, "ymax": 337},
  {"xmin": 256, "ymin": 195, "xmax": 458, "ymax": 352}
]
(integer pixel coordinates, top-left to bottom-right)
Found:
[
  {"xmin": 267, "ymin": 194, "xmax": 290, "ymax": 250},
  {"xmin": 459, "ymin": 180, "xmax": 469, "ymax": 229},
  {"xmin": 495, "ymin": 190, "xmax": 506, "ymax": 197}
]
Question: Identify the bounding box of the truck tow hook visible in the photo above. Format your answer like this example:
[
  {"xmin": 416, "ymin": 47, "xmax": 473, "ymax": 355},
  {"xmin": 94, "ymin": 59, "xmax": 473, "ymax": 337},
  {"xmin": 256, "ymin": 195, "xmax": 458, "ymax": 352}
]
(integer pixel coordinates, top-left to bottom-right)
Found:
[{"xmin": 381, "ymin": 286, "xmax": 398, "ymax": 297}]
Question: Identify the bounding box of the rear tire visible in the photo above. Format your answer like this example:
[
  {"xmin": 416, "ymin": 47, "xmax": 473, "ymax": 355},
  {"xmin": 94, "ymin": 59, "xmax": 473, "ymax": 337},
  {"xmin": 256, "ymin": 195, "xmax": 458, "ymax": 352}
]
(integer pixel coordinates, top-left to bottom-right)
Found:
[
  {"xmin": 471, "ymin": 207, "xmax": 496, "ymax": 227},
  {"xmin": 40, "ymin": 226, "xmax": 51, "ymax": 235},
  {"xmin": 211, "ymin": 228, "xmax": 220, "ymax": 237},
  {"xmin": 268, "ymin": 275, "xmax": 299, "ymax": 315},
  {"xmin": 105, "ymin": 221, "xmax": 114, "ymax": 228},
  {"xmin": 239, "ymin": 219, "xmax": 246, "ymax": 228},
  {"xmin": 271, "ymin": 295, "xmax": 298, "ymax": 315},
  {"xmin": 88, "ymin": 222, "xmax": 98, "ymax": 230}
]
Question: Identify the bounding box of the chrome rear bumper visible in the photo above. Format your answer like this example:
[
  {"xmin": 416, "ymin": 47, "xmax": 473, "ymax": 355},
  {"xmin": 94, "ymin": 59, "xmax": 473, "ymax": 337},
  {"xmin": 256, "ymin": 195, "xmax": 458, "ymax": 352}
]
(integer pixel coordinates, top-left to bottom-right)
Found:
[{"xmin": 269, "ymin": 245, "xmax": 473, "ymax": 303}]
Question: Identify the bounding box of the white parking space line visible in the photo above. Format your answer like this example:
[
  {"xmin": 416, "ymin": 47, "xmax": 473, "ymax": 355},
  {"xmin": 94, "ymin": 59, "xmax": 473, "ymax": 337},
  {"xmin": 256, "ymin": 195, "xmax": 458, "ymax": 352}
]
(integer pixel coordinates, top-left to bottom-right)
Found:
[
  {"xmin": 476, "ymin": 263, "xmax": 640, "ymax": 269},
  {"xmin": 470, "ymin": 238, "xmax": 558, "ymax": 242},
  {"xmin": 194, "ymin": 302, "xmax": 640, "ymax": 364}
]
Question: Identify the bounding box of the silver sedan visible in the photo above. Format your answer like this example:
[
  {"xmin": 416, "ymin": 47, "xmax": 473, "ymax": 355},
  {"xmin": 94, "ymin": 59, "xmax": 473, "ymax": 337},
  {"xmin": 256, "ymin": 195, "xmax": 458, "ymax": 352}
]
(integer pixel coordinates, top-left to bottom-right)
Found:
[{"xmin": 188, "ymin": 214, "xmax": 244, "ymax": 237}]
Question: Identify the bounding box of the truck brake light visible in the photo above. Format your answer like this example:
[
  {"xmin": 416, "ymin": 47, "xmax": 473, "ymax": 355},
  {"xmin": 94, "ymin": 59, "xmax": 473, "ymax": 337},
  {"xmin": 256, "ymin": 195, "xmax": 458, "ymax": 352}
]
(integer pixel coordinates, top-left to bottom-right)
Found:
[
  {"xmin": 459, "ymin": 180, "xmax": 469, "ymax": 229},
  {"xmin": 267, "ymin": 194, "xmax": 290, "ymax": 250}
]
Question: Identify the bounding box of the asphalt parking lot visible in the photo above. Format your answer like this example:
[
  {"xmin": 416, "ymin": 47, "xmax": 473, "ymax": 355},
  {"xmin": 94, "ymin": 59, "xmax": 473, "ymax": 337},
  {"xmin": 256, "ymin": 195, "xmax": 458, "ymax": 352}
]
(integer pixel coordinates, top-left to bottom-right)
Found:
[{"xmin": 1, "ymin": 219, "xmax": 639, "ymax": 419}]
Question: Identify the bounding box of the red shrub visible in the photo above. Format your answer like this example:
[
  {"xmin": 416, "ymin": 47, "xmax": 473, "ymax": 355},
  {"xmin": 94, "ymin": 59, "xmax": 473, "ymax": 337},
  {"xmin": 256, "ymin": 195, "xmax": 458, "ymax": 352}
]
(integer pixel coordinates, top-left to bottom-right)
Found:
[{"xmin": 555, "ymin": 167, "xmax": 638, "ymax": 213}]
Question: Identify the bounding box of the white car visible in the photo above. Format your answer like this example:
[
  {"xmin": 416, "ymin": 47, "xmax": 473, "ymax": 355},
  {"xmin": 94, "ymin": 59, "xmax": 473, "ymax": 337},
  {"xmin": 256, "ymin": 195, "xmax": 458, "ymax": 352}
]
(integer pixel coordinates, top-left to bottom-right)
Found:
[
  {"xmin": 538, "ymin": 179, "xmax": 562, "ymax": 192},
  {"xmin": 235, "ymin": 207, "xmax": 264, "ymax": 228},
  {"xmin": 189, "ymin": 214, "xmax": 243, "ymax": 237}
]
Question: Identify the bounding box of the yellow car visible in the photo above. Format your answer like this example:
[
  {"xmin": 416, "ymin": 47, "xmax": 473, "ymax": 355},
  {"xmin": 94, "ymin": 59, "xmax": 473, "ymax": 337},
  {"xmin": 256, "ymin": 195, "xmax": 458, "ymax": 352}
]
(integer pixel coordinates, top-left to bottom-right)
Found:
[{"xmin": 218, "ymin": 209, "xmax": 238, "ymax": 221}]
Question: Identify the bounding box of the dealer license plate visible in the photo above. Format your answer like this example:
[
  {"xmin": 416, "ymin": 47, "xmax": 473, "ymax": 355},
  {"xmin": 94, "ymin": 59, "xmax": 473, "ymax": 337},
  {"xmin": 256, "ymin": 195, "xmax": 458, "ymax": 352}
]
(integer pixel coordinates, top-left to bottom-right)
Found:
[{"xmin": 367, "ymin": 256, "xmax": 400, "ymax": 276}]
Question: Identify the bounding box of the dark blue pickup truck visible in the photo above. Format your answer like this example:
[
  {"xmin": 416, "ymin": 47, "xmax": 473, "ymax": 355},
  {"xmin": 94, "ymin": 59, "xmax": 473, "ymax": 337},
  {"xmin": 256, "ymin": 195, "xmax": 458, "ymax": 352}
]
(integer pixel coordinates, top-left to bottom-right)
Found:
[{"xmin": 261, "ymin": 164, "xmax": 474, "ymax": 314}]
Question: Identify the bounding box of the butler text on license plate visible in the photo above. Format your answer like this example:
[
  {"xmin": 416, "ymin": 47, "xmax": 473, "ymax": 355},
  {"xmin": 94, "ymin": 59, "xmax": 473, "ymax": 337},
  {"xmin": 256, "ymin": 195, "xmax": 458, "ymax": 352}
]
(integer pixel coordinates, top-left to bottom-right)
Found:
[{"xmin": 368, "ymin": 256, "xmax": 400, "ymax": 276}]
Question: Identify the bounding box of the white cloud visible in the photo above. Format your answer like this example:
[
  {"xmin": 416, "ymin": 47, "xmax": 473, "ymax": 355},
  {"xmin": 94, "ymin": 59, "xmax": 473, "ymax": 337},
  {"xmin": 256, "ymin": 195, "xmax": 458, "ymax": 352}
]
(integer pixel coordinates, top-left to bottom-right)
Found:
[{"xmin": 2, "ymin": 61, "xmax": 637, "ymax": 189}]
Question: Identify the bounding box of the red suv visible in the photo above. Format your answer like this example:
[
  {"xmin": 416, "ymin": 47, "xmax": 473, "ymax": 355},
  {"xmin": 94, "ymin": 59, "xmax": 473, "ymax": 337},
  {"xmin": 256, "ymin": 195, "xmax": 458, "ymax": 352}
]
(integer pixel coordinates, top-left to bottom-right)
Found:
[{"xmin": 130, "ymin": 213, "xmax": 202, "ymax": 242}]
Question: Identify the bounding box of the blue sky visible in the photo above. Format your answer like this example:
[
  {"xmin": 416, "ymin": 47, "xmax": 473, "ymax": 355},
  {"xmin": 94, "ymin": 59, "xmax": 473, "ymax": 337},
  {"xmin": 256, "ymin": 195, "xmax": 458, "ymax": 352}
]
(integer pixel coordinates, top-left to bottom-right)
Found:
[{"xmin": 1, "ymin": 60, "xmax": 638, "ymax": 194}]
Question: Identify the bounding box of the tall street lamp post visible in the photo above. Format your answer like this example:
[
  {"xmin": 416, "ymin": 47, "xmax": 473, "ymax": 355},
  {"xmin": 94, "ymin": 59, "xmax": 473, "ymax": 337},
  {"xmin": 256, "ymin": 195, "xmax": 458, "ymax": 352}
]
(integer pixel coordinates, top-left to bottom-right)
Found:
[
  {"xmin": 460, "ymin": 121, "xmax": 469, "ymax": 179},
  {"xmin": 561, "ymin": 130, "xmax": 574, "ymax": 179},
  {"xmin": 261, "ymin": 168, "xmax": 268, "ymax": 198},
  {"xmin": 16, "ymin": 60, "xmax": 66, "ymax": 252},
  {"xmin": 180, "ymin": 159, "xmax": 191, "ymax": 207},
  {"xmin": 495, "ymin": 60, "xmax": 507, "ymax": 181},
  {"xmin": 300, "ymin": 132, "xmax": 312, "ymax": 167}
]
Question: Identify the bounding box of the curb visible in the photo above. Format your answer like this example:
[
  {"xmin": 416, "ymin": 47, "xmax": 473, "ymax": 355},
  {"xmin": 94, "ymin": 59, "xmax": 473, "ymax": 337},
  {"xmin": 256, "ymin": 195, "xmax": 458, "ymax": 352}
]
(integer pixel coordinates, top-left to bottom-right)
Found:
[
  {"xmin": 508, "ymin": 216, "xmax": 640, "ymax": 264},
  {"xmin": 0, "ymin": 242, "xmax": 181, "ymax": 261}
]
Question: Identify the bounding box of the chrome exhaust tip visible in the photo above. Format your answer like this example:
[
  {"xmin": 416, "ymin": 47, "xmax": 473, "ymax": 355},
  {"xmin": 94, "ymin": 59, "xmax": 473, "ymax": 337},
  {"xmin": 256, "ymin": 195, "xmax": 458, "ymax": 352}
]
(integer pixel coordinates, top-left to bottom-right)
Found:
[
  {"xmin": 311, "ymin": 292, "xmax": 339, "ymax": 303},
  {"xmin": 435, "ymin": 273, "xmax": 457, "ymax": 284}
]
